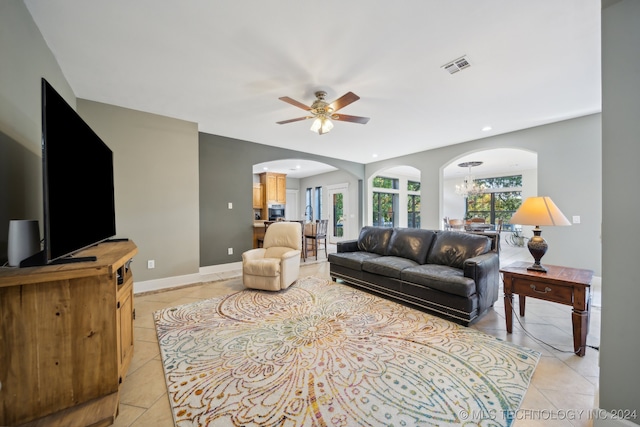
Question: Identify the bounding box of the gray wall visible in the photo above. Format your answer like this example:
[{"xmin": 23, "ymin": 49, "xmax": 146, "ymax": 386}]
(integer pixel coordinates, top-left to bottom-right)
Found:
[
  {"xmin": 600, "ymin": 0, "xmax": 640, "ymax": 422},
  {"xmin": 77, "ymin": 100, "xmax": 200, "ymax": 282},
  {"xmin": 366, "ymin": 114, "xmax": 602, "ymax": 275},
  {"xmin": 0, "ymin": 1, "xmax": 74, "ymax": 261},
  {"xmin": 198, "ymin": 133, "xmax": 364, "ymax": 266}
]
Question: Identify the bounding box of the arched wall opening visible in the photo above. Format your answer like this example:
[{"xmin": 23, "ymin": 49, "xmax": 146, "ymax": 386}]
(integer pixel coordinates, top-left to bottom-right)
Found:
[
  {"xmin": 366, "ymin": 165, "xmax": 421, "ymax": 228},
  {"xmin": 441, "ymin": 147, "xmax": 538, "ymax": 230},
  {"xmin": 252, "ymin": 158, "xmax": 363, "ymax": 240}
]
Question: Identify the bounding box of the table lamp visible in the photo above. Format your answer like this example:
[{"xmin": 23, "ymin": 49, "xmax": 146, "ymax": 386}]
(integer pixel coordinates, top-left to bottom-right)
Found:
[{"xmin": 509, "ymin": 196, "xmax": 571, "ymax": 272}]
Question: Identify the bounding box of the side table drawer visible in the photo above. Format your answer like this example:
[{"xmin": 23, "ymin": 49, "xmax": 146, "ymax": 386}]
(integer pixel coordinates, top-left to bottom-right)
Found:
[{"xmin": 511, "ymin": 277, "xmax": 573, "ymax": 305}]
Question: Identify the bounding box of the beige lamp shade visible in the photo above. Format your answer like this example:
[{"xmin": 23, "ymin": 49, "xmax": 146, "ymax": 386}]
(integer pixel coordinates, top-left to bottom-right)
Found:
[{"xmin": 509, "ymin": 196, "xmax": 571, "ymax": 226}]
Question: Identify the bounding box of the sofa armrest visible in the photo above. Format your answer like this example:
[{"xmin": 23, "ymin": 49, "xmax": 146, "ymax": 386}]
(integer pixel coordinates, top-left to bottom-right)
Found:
[
  {"xmin": 463, "ymin": 252, "xmax": 500, "ymax": 313},
  {"xmin": 337, "ymin": 239, "xmax": 359, "ymax": 253}
]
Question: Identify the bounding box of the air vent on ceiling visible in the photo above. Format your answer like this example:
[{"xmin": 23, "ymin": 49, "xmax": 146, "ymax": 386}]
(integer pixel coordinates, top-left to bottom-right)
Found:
[{"xmin": 442, "ymin": 56, "xmax": 471, "ymax": 75}]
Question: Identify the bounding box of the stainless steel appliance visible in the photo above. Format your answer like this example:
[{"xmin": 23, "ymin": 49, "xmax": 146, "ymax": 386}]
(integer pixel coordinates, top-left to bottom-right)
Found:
[{"xmin": 268, "ymin": 204, "xmax": 285, "ymax": 221}]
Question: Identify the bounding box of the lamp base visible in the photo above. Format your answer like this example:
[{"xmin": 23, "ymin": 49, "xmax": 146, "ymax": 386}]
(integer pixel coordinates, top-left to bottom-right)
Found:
[
  {"xmin": 526, "ymin": 263, "xmax": 548, "ymax": 273},
  {"xmin": 526, "ymin": 227, "xmax": 548, "ymax": 273}
]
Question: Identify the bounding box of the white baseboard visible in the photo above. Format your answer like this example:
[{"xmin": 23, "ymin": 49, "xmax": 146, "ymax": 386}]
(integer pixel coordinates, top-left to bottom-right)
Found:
[{"xmin": 134, "ymin": 261, "xmax": 242, "ymax": 294}]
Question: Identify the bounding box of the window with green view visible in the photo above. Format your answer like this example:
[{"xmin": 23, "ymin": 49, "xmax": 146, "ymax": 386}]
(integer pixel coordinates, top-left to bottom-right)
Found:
[{"xmin": 465, "ymin": 175, "xmax": 522, "ymax": 230}]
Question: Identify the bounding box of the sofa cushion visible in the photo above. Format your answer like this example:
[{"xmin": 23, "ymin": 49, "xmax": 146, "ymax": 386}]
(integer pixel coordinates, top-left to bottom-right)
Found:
[
  {"xmin": 401, "ymin": 264, "xmax": 476, "ymax": 298},
  {"xmin": 328, "ymin": 251, "xmax": 383, "ymax": 271},
  {"xmin": 362, "ymin": 256, "xmax": 420, "ymax": 279},
  {"xmin": 387, "ymin": 228, "xmax": 436, "ymax": 264},
  {"xmin": 427, "ymin": 231, "xmax": 491, "ymax": 269},
  {"xmin": 357, "ymin": 226, "xmax": 393, "ymax": 255}
]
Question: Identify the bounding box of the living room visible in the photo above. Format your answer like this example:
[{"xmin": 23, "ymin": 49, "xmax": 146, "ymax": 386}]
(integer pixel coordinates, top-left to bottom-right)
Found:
[{"xmin": 0, "ymin": 1, "xmax": 638, "ymax": 426}]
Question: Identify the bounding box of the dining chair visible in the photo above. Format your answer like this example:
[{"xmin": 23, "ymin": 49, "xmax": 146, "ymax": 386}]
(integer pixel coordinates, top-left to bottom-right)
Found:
[
  {"xmin": 448, "ymin": 218, "xmax": 465, "ymax": 230},
  {"xmin": 443, "ymin": 217, "xmax": 451, "ymax": 230},
  {"xmin": 256, "ymin": 221, "xmax": 274, "ymax": 248},
  {"xmin": 304, "ymin": 219, "xmax": 328, "ymax": 260},
  {"xmin": 287, "ymin": 220, "xmax": 306, "ymax": 261}
]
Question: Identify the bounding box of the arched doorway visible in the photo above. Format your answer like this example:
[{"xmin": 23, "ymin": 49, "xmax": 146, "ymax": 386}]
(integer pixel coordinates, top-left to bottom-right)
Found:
[
  {"xmin": 367, "ymin": 165, "xmax": 421, "ymax": 228},
  {"xmin": 442, "ymin": 148, "xmax": 537, "ymax": 230}
]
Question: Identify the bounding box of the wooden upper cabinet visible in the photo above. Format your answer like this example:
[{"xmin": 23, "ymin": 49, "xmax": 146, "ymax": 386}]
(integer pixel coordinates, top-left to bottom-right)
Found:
[
  {"xmin": 260, "ymin": 172, "xmax": 286, "ymax": 205},
  {"xmin": 252, "ymin": 183, "xmax": 263, "ymax": 208},
  {"xmin": 276, "ymin": 174, "xmax": 286, "ymax": 204}
]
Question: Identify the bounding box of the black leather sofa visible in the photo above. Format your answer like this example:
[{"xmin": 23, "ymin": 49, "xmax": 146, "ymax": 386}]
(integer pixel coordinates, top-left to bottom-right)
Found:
[{"xmin": 328, "ymin": 226, "xmax": 500, "ymax": 325}]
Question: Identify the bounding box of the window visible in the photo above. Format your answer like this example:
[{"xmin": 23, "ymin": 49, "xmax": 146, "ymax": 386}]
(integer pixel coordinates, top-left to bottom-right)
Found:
[
  {"xmin": 333, "ymin": 192, "xmax": 344, "ymax": 238},
  {"xmin": 373, "ymin": 176, "xmax": 399, "ymax": 227},
  {"xmin": 305, "ymin": 188, "xmax": 313, "ymax": 220},
  {"xmin": 304, "ymin": 187, "xmax": 323, "ymax": 221},
  {"xmin": 373, "ymin": 176, "xmax": 399, "ymax": 190},
  {"xmin": 465, "ymin": 175, "xmax": 522, "ymax": 229},
  {"xmin": 373, "ymin": 192, "xmax": 397, "ymax": 227},
  {"xmin": 407, "ymin": 180, "xmax": 420, "ymax": 228},
  {"xmin": 314, "ymin": 186, "xmax": 322, "ymax": 220}
]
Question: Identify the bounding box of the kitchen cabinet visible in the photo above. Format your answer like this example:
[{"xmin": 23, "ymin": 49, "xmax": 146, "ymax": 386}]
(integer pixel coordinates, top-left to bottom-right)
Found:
[
  {"xmin": 260, "ymin": 172, "xmax": 286, "ymax": 205},
  {"xmin": 252, "ymin": 183, "xmax": 263, "ymax": 208}
]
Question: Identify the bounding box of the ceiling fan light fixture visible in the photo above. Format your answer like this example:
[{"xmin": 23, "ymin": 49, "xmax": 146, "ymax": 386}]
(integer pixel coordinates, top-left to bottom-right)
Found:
[
  {"xmin": 278, "ymin": 90, "xmax": 368, "ymax": 134},
  {"xmin": 310, "ymin": 116, "xmax": 333, "ymax": 135}
]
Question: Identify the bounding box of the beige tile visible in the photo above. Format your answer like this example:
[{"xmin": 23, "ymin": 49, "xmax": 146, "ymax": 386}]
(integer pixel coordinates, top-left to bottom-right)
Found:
[
  {"xmin": 111, "ymin": 404, "xmax": 146, "ymax": 427},
  {"xmin": 531, "ymin": 357, "xmax": 596, "ymax": 395},
  {"xmin": 537, "ymin": 389, "xmax": 597, "ymax": 427},
  {"xmin": 514, "ymin": 386, "xmax": 575, "ymax": 427},
  {"xmin": 128, "ymin": 340, "xmax": 160, "ymax": 375},
  {"xmin": 135, "ymin": 325, "xmax": 160, "ymax": 343},
  {"xmin": 130, "ymin": 393, "xmax": 175, "ymax": 427},
  {"xmin": 120, "ymin": 357, "xmax": 168, "ymax": 408}
]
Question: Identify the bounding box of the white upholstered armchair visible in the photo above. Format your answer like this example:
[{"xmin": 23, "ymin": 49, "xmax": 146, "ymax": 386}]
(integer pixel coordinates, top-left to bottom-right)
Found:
[{"xmin": 242, "ymin": 221, "xmax": 302, "ymax": 291}]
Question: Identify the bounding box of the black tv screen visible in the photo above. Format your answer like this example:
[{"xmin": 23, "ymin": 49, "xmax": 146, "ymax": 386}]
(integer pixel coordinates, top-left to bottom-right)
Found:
[{"xmin": 39, "ymin": 78, "xmax": 116, "ymax": 263}]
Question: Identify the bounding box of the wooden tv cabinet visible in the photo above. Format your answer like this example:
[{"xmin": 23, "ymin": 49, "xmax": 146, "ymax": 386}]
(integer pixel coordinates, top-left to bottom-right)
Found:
[{"xmin": 0, "ymin": 241, "xmax": 138, "ymax": 426}]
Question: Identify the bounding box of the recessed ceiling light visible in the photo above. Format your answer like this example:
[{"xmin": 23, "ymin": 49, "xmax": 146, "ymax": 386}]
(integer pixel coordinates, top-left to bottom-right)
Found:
[
  {"xmin": 263, "ymin": 167, "xmax": 269, "ymax": 170},
  {"xmin": 296, "ymin": 165, "xmax": 301, "ymax": 169},
  {"xmin": 372, "ymin": 154, "xmax": 378, "ymax": 158},
  {"xmin": 482, "ymin": 126, "xmax": 492, "ymax": 132}
]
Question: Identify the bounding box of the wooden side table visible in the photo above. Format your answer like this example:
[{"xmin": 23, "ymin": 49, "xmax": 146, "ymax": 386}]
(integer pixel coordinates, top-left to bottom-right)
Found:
[{"xmin": 501, "ymin": 261, "xmax": 594, "ymax": 356}]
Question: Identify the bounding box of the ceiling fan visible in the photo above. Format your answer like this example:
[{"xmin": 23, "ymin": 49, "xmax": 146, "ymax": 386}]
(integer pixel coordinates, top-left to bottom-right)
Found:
[{"xmin": 277, "ymin": 91, "xmax": 370, "ymax": 135}]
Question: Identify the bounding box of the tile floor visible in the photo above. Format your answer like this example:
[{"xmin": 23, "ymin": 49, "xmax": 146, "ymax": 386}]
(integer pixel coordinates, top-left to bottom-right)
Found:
[{"xmin": 113, "ymin": 241, "xmax": 601, "ymax": 427}]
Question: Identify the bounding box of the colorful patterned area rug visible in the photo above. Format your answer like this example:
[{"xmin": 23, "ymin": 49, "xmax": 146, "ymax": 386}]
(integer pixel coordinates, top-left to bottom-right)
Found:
[{"xmin": 154, "ymin": 276, "xmax": 540, "ymax": 426}]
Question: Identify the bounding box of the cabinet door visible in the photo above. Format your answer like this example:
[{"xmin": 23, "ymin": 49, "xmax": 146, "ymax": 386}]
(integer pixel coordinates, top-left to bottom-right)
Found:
[
  {"xmin": 276, "ymin": 175, "xmax": 287, "ymax": 203},
  {"xmin": 117, "ymin": 278, "xmax": 134, "ymax": 384},
  {"xmin": 253, "ymin": 183, "xmax": 263, "ymax": 208},
  {"xmin": 266, "ymin": 174, "xmax": 278, "ymax": 203}
]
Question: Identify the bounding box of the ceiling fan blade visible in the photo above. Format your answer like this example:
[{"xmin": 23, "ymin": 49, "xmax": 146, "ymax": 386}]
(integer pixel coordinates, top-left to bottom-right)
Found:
[
  {"xmin": 329, "ymin": 92, "xmax": 360, "ymax": 112},
  {"xmin": 332, "ymin": 114, "xmax": 370, "ymax": 124},
  {"xmin": 279, "ymin": 96, "xmax": 311, "ymax": 111},
  {"xmin": 276, "ymin": 116, "xmax": 312, "ymax": 125}
]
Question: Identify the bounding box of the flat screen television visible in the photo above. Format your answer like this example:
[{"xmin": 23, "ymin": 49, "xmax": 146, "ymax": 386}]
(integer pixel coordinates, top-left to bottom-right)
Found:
[{"xmin": 21, "ymin": 79, "xmax": 116, "ymax": 266}]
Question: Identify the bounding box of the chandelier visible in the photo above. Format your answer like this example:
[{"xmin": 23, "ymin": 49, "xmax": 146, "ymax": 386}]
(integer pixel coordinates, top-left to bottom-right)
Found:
[{"xmin": 455, "ymin": 161, "xmax": 485, "ymax": 197}]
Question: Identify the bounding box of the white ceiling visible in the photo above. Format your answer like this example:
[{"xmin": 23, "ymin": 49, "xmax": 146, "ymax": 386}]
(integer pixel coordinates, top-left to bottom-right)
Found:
[{"xmin": 24, "ymin": 1, "xmax": 601, "ymax": 166}]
